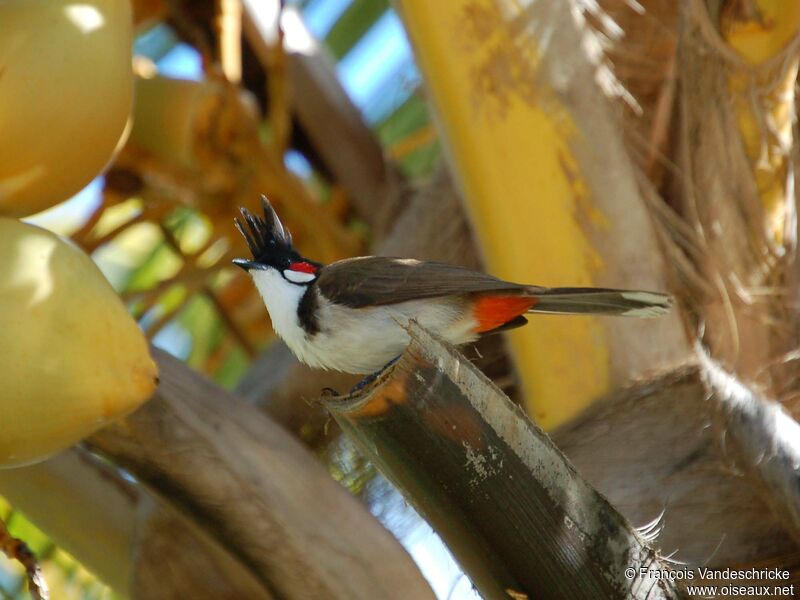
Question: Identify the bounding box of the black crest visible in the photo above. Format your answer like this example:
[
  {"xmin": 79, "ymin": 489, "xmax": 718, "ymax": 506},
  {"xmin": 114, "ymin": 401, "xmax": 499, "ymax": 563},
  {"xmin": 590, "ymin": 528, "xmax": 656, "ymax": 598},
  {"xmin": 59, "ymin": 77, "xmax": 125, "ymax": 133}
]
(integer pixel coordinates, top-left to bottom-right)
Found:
[{"xmin": 235, "ymin": 196, "xmax": 293, "ymax": 262}]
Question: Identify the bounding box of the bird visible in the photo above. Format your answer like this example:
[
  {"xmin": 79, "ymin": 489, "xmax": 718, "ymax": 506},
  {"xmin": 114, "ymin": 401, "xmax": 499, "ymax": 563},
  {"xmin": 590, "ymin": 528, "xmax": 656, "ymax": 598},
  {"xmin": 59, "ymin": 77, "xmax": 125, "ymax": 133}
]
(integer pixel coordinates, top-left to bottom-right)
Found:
[{"xmin": 233, "ymin": 196, "xmax": 672, "ymax": 375}]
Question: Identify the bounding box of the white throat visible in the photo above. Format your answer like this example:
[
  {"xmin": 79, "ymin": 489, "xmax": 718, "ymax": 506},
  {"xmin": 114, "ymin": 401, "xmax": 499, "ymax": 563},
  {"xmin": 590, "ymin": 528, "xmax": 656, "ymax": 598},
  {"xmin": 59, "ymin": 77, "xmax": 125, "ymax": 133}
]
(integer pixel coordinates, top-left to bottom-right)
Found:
[{"xmin": 250, "ymin": 268, "xmax": 308, "ymax": 348}]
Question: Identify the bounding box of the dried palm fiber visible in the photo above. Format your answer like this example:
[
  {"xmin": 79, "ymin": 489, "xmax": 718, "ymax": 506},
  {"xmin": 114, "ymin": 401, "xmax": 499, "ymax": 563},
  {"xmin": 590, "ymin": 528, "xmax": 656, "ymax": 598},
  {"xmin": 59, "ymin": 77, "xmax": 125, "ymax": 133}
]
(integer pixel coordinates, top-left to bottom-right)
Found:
[
  {"xmin": 718, "ymin": 2, "xmax": 800, "ymax": 250},
  {"xmin": 579, "ymin": 0, "xmax": 800, "ymax": 395},
  {"xmin": 652, "ymin": 0, "xmax": 800, "ymax": 396},
  {"xmin": 588, "ymin": 0, "xmax": 798, "ymax": 224},
  {"xmin": 585, "ymin": 0, "xmax": 680, "ymax": 183},
  {"xmin": 533, "ymin": 0, "xmax": 800, "ymax": 563}
]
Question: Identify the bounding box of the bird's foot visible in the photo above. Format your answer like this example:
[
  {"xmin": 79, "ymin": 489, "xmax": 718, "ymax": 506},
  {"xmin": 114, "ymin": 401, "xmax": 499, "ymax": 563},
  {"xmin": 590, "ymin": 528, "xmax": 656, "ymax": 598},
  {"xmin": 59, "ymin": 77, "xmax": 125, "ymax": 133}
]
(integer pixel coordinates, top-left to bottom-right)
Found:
[
  {"xmin": 320, "ymin": 386, "xmax": 341, "ymax": 399},
  {"xmin": 349, "ymin": 373, "xmax": 378, "ymax": 395},
  {"xmin": 383, "ymin": 355, "xmax": 401, "ymax": 370},
  {"xmin": 349, "ymin": 356, "xmax": 401, "ymax": 395}
]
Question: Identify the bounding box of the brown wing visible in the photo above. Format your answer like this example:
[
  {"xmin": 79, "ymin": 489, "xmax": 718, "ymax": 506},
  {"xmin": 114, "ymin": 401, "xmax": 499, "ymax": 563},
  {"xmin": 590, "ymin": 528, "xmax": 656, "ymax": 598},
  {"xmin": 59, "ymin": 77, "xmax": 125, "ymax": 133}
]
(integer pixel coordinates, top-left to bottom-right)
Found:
[{"xmin": 316, "ymin": 256, "xmax": 533, "ymax": 308}]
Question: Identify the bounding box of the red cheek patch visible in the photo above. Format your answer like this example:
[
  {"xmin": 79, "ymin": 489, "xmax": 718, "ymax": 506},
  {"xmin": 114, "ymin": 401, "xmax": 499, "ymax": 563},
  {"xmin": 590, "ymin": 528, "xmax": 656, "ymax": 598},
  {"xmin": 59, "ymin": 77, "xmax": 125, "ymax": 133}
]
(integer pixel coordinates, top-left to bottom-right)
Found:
[{"xmin": 289, "ymin": 261, "xmax": 318, "ymax": 274}]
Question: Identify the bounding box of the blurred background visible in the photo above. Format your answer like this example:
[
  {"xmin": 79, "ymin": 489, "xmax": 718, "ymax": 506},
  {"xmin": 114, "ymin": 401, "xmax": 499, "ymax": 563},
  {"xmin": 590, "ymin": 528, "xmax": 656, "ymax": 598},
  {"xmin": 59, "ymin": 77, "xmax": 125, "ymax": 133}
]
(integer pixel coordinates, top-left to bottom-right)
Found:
[
  {"xmin": 3, "ymin": 0, "xmax": 800, "ymax": 598},
  {"xmin": 1, "ymin": 1, "xmax": 475, "ymax": 597}
]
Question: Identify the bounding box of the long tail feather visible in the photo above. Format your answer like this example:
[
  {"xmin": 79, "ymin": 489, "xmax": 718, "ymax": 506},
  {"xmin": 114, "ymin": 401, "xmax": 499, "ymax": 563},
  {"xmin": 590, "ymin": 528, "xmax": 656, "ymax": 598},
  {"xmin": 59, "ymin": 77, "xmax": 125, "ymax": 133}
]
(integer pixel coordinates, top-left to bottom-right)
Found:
[{"xmin": 529, "ymin": 288, "xmax": 672, "ymax": 317}]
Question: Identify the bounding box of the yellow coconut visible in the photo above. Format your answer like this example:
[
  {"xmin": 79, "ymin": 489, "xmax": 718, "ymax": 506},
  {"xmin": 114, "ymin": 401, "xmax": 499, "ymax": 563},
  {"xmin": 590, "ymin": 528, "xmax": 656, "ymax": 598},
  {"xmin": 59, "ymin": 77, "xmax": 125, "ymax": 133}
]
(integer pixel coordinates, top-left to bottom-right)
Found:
[
  {"xmin": 0, "ymin": 218, "xmax": 157, "ymax": 467},
  {"xmin": 0, "ymin": 0, "xmax": 134, "ymax": 217},
  {"xmin": 131, "ymin": 74, "xmax": 218, "ymax": 168},
  {"xmin": 130, "ymin": 73, "xmax": 260, "ymax": 168}
]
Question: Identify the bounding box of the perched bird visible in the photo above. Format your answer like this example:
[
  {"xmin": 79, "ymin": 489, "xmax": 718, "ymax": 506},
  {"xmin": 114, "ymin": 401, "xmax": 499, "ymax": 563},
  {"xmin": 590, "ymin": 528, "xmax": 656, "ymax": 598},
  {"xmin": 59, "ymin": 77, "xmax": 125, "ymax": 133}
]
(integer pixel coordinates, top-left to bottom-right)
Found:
[{"xmin": 233, "ymin": 196, "xmax": 672, "ymax": 375}]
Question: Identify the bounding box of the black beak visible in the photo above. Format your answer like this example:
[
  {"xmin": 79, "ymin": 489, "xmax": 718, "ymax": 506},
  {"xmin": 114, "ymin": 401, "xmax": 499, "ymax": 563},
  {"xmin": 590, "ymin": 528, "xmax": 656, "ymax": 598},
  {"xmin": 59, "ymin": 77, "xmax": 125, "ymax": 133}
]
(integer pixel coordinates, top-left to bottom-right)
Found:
[{"xmin": 233, "ymin": 258, "xmax": 261, "ymax": 271}]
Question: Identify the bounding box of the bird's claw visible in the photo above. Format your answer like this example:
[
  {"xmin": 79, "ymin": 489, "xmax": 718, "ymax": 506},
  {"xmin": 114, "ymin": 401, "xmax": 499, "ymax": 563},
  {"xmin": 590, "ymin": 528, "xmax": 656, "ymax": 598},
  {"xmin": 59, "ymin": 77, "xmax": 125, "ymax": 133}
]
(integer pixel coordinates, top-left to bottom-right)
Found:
[
  {"xmin": 349, "ymin": 374, "xmax": 376, "ymax": 395},
  {"xmin": 348, "ymin": 355, "xmax": 401, "ymax": 395}
]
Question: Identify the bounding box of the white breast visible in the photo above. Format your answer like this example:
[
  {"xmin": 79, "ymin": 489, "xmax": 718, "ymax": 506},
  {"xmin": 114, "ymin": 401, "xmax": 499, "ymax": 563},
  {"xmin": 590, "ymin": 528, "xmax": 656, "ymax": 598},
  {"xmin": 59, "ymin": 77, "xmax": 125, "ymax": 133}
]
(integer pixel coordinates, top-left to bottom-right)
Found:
[{"xmin": 250, "ymin": 268, "xmax": 478, "ymax": 374}]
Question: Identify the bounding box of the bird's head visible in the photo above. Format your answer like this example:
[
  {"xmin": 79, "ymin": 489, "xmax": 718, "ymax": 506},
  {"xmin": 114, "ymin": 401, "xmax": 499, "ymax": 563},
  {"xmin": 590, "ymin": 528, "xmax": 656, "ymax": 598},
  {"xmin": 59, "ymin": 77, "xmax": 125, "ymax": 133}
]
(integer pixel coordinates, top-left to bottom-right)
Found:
[{"xmin": 233, "ymin": 196, "xmax": 321, "ymax": 287}]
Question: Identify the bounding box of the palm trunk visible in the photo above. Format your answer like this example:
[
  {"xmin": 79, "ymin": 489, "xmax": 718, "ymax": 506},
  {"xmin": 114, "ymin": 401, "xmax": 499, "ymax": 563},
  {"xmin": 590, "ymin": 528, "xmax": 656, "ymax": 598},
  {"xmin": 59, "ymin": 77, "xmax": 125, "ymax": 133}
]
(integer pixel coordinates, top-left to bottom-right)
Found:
[{"xmin": 325, "ymin": 322, "xmax": 686, "ymax": 600}]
